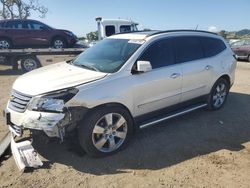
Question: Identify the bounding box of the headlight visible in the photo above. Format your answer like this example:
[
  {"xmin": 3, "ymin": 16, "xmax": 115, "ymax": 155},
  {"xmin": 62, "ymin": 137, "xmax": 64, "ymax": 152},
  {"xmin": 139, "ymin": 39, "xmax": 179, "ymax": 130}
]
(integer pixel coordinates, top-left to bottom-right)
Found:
[{"xmin": 28, "ymin": 88, "xmax": 78, "ymax": 113}]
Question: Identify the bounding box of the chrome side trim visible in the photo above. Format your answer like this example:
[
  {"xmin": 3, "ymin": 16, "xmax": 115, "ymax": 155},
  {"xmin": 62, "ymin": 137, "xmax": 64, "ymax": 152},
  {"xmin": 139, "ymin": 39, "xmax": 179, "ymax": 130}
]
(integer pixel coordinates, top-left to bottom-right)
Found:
[
  {"xmin": 181, "ymin": 85, "xmax": 206, "ymax": 94},
  {"xmin": 137, "ymin": 93, "xmax": 181, "ymax": 108},
  {"xmin": 139, "ymin": 103, "xmax": 207, "ymax": 129}
]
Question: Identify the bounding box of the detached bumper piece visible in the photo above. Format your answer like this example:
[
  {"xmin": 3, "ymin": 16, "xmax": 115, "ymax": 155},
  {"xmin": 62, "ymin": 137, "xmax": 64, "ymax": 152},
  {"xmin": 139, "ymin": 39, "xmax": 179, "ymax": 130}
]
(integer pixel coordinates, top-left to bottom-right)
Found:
[{"xmin": 11, "ymin": 134, "xmax": 43, "ymax": 171}]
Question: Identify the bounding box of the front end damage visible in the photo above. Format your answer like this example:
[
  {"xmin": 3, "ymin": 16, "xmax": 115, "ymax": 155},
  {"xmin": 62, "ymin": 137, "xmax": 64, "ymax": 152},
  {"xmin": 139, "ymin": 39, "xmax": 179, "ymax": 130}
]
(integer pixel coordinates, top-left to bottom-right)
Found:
[{"xmin": 5, "ymin": 105, "xmax": 87, "ymax": 171}]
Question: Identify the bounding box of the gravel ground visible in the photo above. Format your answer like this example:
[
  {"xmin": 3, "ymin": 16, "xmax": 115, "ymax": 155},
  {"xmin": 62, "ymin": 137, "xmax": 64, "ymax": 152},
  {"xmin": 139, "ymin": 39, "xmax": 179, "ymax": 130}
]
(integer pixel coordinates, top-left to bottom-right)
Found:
[{"xmin": 0, "ymin": 60, "xmax": 250, "ymax": 188}]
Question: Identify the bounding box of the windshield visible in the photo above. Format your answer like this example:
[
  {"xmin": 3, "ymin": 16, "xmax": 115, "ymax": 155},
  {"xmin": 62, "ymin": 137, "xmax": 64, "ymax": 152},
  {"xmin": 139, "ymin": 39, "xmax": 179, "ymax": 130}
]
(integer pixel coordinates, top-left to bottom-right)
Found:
[{"xmin": 72, "ymin": 39, "xmax": 142, "ymax": 73}]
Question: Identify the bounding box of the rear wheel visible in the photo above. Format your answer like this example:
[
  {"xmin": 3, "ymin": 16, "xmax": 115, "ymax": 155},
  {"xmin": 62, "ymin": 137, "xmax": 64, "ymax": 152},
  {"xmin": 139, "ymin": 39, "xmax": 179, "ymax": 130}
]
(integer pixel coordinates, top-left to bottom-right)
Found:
[
  {"xmin": 207, "ymin": 78, "xmax": 229, "ymax": 110},
  {"xmin": 248, "ymin": 55, "xmax": 250, "ymax": 62},
  {"xmin": 21, "ymin": 56, "xmax": 41, "ymax": 72},
  {"xmin": 78, "ymin": 106, "xmax": 133, "ymax": 157},
  {"xmin": 0, "ymin": 38, "xmax": 11, "ymax": 49}
]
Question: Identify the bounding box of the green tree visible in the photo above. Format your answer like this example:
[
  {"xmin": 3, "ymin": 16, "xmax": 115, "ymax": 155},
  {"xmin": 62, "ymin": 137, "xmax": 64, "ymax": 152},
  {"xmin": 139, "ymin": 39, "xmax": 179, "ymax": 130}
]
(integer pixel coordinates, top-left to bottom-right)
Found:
[
  {"xmin": 219, "ymin": 30, "xmax": 227, "ymax": 39},
  {"xmin": 86, "ymin": 31, "xmax": 98, "ymax": 41},
  {"xmin": 0, "ymin": 0, "xmax": 48, "ymax": 19}
]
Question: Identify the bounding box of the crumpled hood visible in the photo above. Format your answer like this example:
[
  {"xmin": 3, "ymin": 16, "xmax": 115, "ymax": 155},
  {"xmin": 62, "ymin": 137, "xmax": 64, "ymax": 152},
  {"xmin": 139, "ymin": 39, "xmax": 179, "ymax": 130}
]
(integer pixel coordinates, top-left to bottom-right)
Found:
[{"xmin": 13, "ymin": 62, "xmax": 107, "ymax": 96}]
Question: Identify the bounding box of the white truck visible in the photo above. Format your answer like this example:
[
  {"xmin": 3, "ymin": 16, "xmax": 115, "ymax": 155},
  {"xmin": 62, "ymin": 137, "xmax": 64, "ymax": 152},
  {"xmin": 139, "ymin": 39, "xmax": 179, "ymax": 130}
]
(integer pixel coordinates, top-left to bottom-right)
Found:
[{"xmin": 95, "ymin": 17, "xmax": 139, "ymax": 40}]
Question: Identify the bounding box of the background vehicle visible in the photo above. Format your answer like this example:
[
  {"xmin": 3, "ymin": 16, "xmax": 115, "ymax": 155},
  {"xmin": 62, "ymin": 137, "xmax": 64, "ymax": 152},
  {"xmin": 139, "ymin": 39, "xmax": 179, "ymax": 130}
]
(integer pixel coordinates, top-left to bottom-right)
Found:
[
  {"xmin": 5, "ymin": 30, "xmax": 236, "ymax": 162},
  {"xmin": 0, "ymin": 19, "xmax": 78, "ymax": 49},
  {"xmin": 231, "ymin": 39, "xmax": 250, "ymax": 62},
  {"xmin": 95, "ymin": 17, "xmax": 138, "ymax": 40}
]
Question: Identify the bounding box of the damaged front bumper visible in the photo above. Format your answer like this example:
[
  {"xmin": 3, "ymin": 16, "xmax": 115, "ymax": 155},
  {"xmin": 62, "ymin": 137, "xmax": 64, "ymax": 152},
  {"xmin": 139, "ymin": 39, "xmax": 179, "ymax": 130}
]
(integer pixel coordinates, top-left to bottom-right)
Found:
[
  {"xmin": 4, "ymin": 106, "xmax": 87, "ymax": 170},
  {"xmin": 4, "ymin": 107, "xmax": 71, "ymax": 140},
  {"xmin": 10, "ymin": 133, "xmax": 43, "ymax": 171}
]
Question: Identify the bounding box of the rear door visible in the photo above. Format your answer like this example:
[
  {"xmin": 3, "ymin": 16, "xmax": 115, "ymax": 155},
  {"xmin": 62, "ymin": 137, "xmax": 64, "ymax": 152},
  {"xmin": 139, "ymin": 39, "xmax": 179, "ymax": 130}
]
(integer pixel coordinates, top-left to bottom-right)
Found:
[
  {"xmin": 5, "ymin": 20, "xmax": 28, "ymax": 46},
  {"xmin": 173, "ymin": 36, "xmax": 212, "ymax": 102},
  {"xmin": 132, "ymin": 38, "xmax": 182, "ymax": 116}
]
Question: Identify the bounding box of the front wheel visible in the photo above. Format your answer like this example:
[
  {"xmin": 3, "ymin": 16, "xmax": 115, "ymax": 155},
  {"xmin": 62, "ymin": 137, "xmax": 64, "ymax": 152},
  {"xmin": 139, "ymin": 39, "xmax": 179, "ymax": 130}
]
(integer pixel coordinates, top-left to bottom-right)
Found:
[
  {"xmin": 207, "ymin": 78, "xmax": 229, "ymax": 110},
  {"xmin": 78, "ymin": 106, "xmax": 134, "ymax": 157},
  {"xmin": 52, "ymin": 37, "xmax": 67, "ymax": 49}
]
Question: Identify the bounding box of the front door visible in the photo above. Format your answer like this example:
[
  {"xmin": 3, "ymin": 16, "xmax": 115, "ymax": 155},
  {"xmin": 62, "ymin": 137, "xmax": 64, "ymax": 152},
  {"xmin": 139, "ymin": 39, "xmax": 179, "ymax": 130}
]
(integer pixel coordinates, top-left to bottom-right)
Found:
[{"xmin": 132, "ymin": 38, "xmax": 182, "ymax": 116}]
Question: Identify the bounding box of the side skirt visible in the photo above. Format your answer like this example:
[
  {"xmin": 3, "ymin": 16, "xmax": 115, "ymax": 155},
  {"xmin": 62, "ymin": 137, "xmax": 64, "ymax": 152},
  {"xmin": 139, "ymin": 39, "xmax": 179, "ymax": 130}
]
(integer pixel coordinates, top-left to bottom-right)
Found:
[{"xmin": 138, "ymin": 103, "xmax": 208, "ymax": 129}]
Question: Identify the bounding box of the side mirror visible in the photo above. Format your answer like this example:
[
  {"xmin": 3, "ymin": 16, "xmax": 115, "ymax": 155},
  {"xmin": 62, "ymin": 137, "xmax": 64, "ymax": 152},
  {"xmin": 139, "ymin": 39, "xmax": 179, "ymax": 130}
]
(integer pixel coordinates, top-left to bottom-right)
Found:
[{"xmin": 136, "ymin": 60, "xmax": 152, "ymax": 73}]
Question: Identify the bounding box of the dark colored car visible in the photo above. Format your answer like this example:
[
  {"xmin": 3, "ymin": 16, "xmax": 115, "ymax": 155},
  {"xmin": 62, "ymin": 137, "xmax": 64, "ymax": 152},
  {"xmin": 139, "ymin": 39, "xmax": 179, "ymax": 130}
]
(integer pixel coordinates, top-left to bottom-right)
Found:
[
  {"xmin": 231, "ymin": 39, "xmax": 250, "ymax": 62},
  {"xmin": 0, "ymin": 19, "xmax": 78, "ymax": 49}
]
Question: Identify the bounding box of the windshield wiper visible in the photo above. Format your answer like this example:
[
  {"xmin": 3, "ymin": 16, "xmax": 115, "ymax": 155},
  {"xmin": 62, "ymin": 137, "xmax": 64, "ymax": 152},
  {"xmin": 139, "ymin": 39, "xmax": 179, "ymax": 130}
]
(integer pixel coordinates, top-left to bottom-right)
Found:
[{"xmin": 75, "ymin": 64, "xmax": 100, "ymax": 72}]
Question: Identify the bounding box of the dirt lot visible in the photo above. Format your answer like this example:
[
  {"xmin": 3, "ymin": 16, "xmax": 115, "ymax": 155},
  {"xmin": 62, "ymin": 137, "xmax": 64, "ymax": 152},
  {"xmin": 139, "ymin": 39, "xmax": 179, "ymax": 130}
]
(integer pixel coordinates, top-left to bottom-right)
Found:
[{"xmin": 0, "ymin": 60, "xmax": 250, "ymax": 188}]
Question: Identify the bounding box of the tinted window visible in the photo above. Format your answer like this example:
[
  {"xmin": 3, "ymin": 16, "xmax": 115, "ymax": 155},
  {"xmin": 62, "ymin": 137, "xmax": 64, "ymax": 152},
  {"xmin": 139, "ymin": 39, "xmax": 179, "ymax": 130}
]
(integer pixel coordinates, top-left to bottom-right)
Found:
[
  {"xmin": 5, "ymin": 21, "xmax": 23, "ymax": 29},
  {"xmin": 174, "ymin": 36, "xmax": 204, "ymax": 63},
  {"xmin": 139, "ymin": 38, "xmax": 175, "ymax": 69},
  {"xmin": 105, "ymin": 25, "xmax": 115, "ymax": 37},
  {"xmin": 25, "ymin": 21, "xmax": 46, "ymax": 30},
  {"xmin": 201, "ymin": 37, "xmax": 226, "ymax": 57},
  {"xmin": 0, "ymin": 21, "xmax": 5, "ymax": 28},
  {"xmin": 120, "ymin": 25, "xmax": 131, "ymax": 33}
]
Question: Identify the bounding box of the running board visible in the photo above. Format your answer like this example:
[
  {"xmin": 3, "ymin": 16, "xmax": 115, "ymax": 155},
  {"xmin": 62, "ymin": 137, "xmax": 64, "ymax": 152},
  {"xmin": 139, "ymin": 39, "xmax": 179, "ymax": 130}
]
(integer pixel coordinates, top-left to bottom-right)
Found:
[{"xmin": 139, "ymin": 103, "xmax": 208, "ymax": 129}]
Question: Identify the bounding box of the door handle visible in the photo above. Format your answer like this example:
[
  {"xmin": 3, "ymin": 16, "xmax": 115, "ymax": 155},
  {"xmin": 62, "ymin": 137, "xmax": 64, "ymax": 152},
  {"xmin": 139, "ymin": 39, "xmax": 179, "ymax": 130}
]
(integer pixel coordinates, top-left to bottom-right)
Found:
[
  {"xmin": 170, "ymin": 73, "xmax": 181, "ymax": 79},
  {"xmin": 205, "ymin": 65, "xmax": 212, "ymax": 70}
]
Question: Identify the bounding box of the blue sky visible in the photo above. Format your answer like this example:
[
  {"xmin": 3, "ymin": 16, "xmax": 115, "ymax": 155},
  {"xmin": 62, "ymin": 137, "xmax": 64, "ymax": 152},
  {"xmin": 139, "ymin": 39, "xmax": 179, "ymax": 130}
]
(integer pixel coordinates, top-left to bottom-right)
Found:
[{"xmin": 31, "ymin": 0, "xmax": 250, "ymax": 37}]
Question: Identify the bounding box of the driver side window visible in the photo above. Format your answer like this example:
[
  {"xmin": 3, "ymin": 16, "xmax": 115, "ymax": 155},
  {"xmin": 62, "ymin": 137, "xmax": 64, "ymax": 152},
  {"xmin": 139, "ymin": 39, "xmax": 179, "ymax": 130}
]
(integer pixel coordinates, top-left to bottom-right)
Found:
[{"xmin": 139, "ymin": 38, "xmax": 175, "ymax": 69}]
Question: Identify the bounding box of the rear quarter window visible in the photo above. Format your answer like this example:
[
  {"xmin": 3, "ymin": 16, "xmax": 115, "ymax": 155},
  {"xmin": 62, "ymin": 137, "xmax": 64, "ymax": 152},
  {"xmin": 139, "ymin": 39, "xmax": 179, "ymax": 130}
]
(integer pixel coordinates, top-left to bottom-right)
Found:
[
  {"xmin": 0, "ymin": 21, "xmax": 5, "ymax": 28},
  {"xmin": 201, "ymin": 37, "xmax": 226, "ymax": 57}
]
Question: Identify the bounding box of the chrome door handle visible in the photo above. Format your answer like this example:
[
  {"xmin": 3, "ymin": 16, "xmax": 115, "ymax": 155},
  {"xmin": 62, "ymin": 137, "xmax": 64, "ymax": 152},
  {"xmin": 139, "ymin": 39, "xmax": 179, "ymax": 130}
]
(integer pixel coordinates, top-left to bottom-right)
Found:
[
  {"xmin": 170, "ymin": 73, "xmax": 181, "ymax": 79},
  {"xmin": 205, "ymin": 65, "xmax": 212, "ymax": 70}
]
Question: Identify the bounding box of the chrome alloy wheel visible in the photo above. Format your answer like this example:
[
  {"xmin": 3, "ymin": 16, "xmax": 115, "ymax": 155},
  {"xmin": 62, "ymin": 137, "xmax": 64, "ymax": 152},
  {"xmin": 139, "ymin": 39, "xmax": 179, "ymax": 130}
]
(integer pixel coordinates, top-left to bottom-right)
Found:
[
  {"xmin": 0, "ymin": 40, "xmax": 10, "ymax": 49},
  {"xmin": 92, "ymin": 113, "xmax": 128, "ymax": 153},
  {"xmin": 22, "ymin": 58, "xmax": 38, "ymax": 71},
  {"xmin": 212, "ymin": 83, "xmax": 227, "ymax": 108},
  {"xmin": 54, "ymin": 39, "xmax": 64, "ymax": 48}
]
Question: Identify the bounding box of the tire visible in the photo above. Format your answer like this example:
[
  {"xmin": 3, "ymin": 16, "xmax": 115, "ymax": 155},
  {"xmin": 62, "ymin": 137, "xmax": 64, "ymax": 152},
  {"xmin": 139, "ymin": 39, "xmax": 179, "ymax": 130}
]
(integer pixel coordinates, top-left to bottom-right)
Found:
[
  {"xmin": 78, "ymin": 106, "xmax": 134, "ymax": 157},
  {"xmin": 21, "ymin": 56, "xmax": 41, "ymax": 72},
  {"xmin": 0, "ymin": 38, "xmax": 12, "ymax": 49},
  {"xmin": 207, "ymin": 78, "xmax": 229, "ymax": 110},
  {"xmin": 248, "ymin": 55, "xmax": 250, "ymax": 62},
  {"xmin": 52, "ymin": 37, "xmax": 67, "ymax": 49}
]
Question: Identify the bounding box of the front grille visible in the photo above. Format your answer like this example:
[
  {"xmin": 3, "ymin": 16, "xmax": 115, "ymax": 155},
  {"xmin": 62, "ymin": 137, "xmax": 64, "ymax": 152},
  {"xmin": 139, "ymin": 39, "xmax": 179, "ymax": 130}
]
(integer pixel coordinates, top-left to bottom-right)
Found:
[{"xmin": 8, "ymin": 90, "xmax": 32, "ymax": 113}]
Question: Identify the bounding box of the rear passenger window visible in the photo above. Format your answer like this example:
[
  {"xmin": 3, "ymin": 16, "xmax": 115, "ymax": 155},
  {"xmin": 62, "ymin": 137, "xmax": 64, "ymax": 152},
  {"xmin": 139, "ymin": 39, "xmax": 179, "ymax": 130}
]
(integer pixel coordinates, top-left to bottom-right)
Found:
[
  {"xmin": 5, "ymin": 21, "xmax": 23, "ymax": 29},
  {"xmin": 0, "ymin": 22, "xmax": 5, "ymax": 28},
  {"xmin": 174, "ymin": 36, "xmax": 204, "ymax": 63},
  {"xmin": 201, "ymin": 37, "xmax": 226, "ymax": 57},
  {"xmin": 139, "ymin": 38, "xmax": 175, "ymax": 69}
]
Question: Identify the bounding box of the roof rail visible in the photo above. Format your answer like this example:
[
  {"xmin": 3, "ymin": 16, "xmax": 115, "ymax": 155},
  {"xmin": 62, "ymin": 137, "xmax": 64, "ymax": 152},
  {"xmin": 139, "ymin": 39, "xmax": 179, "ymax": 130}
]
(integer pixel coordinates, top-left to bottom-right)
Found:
[
  {"xmin": 112, "ymin": 30, "xmax": 159, "ymax": 36},
  {"xmin": 147, "ymin": 30, "xmax": 218, "ymax": 37}
]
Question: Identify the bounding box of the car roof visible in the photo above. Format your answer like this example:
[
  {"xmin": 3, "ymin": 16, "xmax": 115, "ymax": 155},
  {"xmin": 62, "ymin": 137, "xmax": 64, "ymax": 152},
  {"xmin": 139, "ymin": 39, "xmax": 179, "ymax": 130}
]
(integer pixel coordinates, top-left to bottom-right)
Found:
[{"xmin": 109, "ymin": 30, "xmax": 218, "ymax": 40}]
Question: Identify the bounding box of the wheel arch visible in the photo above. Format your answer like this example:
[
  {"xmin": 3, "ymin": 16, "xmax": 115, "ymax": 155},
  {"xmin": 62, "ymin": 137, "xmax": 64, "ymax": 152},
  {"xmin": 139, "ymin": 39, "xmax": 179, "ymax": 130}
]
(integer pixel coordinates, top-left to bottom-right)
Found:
[
  {"xmin": 86, "ymin": 102, "xmax": 136, "ymax": 129},
  {"xmin": 0, "ymin": 36, "xmax": 13, "ymax": 45},
  {"xmin": 218, "ymin": 74, "xmax": 231, "ymax": 86}
]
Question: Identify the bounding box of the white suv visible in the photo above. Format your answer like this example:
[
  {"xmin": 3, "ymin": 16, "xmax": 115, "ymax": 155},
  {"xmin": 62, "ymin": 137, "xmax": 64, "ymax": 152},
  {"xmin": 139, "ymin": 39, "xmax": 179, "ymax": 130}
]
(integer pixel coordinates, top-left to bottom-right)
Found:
[{"xmin": 5, "ymin": 30, "xmax": 236, "ymax": 157}]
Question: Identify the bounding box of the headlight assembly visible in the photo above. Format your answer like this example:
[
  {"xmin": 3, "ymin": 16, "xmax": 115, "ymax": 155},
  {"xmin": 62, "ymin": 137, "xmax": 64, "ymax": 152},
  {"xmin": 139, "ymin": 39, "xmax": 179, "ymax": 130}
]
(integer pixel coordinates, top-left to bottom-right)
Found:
[{"xmin": 28, "ymin": 88, "xmax": 78, "ymax": 113}]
